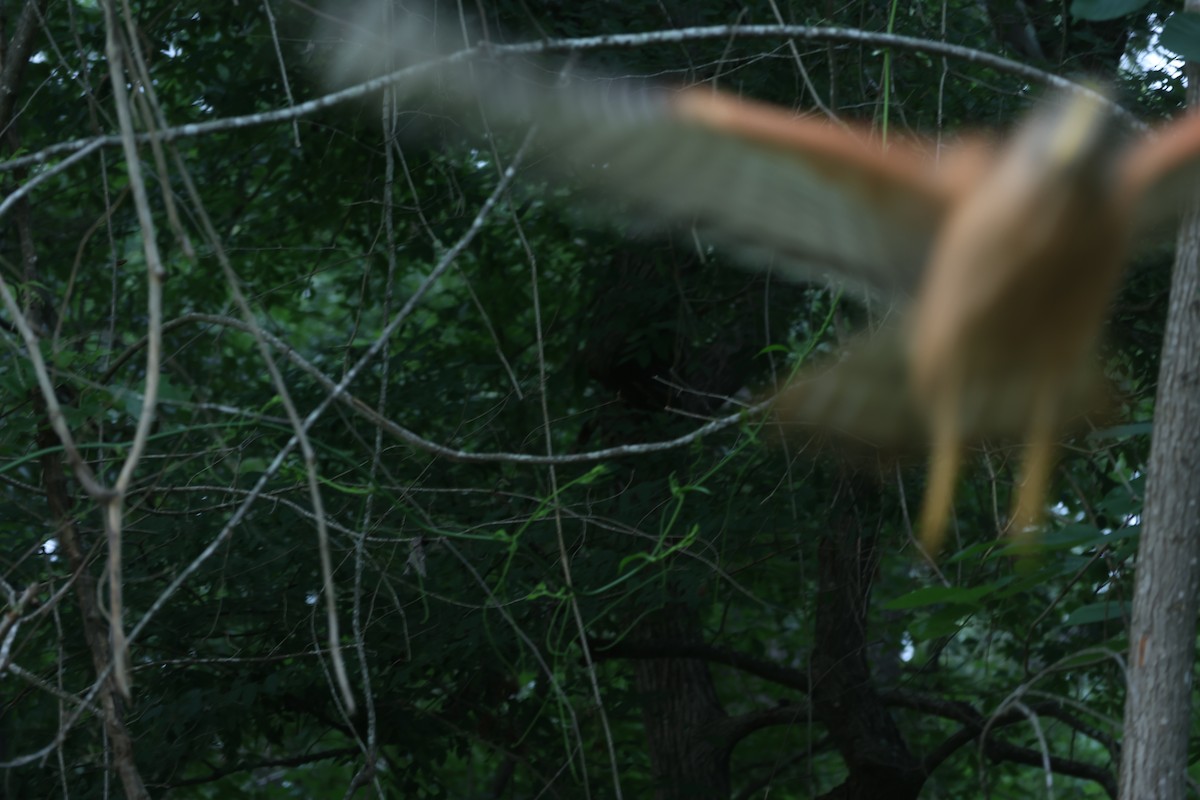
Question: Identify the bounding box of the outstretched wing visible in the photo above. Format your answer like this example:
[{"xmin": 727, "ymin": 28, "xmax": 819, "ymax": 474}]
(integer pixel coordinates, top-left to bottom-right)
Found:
[
  {"xmin": 503, "ymin": 81, "xmax": 953, "ymax": 297},
  {"xmin": 329, "ymin": 17, "xmax": 958, "ymax": 297},
  {"xmin": 1123, "ymin": 109, "xmax": 1200, "ymax": 237}
]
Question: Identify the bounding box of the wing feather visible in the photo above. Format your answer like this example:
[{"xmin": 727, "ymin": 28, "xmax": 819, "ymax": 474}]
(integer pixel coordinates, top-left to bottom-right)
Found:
[
  {"xmin": 1123, "ymin": 110, "xmax": 1200, "ymax": 236},
  {"xmin": 337, "ymin": 27, "xmax": 956, "ymax": 297},
  {"xmin": 512, "ymin": 77, "xmax": 949, "ymax": 296}
]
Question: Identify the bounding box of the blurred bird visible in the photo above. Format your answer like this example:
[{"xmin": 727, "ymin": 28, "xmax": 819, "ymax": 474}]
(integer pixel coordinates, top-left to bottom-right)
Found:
[{"xmin": 330, "ymin": 14, "xmax": 1200, "ymax": 554}]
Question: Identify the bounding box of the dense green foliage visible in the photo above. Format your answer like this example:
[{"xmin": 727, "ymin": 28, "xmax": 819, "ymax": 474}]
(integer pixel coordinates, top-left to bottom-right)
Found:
[{"xmin": 0, "ymin": 1, "xmax": 1195, "ymax": 798}]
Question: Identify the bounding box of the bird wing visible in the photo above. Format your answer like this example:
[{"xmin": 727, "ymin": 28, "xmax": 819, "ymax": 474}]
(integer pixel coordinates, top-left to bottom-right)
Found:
[
  {"xmin": 519, "ymin": 83, "xmax": 954, "ymax": 297},
  {"xmin": 364, "ymin": 44, "xmax": 960, "ymax": 297},
  {"xmin": 544, "ymin": 81, "xmax": 955, "ymax": 297},
  {"xmin": 324, "ymin": 2, "xmax": 968, "ymax": 295},
  {"xmin": 1123, "ymin": 110, "xmax": 1200, "ymax": 237}
]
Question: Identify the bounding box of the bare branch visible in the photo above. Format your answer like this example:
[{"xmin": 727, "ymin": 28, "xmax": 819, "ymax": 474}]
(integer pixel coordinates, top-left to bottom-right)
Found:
[{"xmin": 0, "ymin": 24, "xmax": 1136, "ymax": 175}]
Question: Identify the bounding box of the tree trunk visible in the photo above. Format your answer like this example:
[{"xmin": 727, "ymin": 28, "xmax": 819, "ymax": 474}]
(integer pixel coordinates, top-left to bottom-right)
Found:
[
  {"xmin": 39, "ymin": 421, "xmax": 149, "ymax": 800},
  {"xmin": 1118, "ymin": 41, "xmax": 1200, "ymax": 800},
  {"xmin": 810, "ymin": 480, "xmax": 924, "ymax": 800},
  {"xmin": 634, "ymin": 603, "xmax": 732, "ymax": 800}
]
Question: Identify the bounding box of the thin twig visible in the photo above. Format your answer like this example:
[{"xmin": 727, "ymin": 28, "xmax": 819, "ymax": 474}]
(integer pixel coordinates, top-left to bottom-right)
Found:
[
  {"xmin": 0, "ymin": 23, "xmax": 1140, "ymax": 174},
  {"xmin": 101, "ymin": 0, "xmax": 168, "ymax": 701},
  {"xmin": 111, "ymin": 313, "xmax": 767, "ymax": 466},
  {"xmin": 119, "ymin": 130, "xmax": 541, "ymax": 722},
  {"xmin": 261, "ymin": 0, "xmax": 301, "ymax": 148}
]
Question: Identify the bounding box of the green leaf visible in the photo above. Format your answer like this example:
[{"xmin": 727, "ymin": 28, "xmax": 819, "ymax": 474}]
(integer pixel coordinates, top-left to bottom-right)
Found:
[
  {"xmin": 1088, "ymin": 421, "xmax": 1152, "ymax": 441},
  {"xmin": 317, "ymin": 475, "xmax": 372, "ymax": 496},
  {"xmin": 943, "ymin": 539, "xmax": 998, "ymax": 564},
  {"xmin": 1070, "ymin": 0, "xmax": 1148, "ymax": 20},
  {"xmin": 1029, "ymin": 524, "xmax": 1106, "ymax": 552},
  {"xmin": 1162, "ymin": 12, "xmax": 1200, "ymax": 61},
  {"xmin": 1108, "ymin": 524, "xmax": 1141, "ymax": 542},
  {"xmin": 236, "ymin": 457, "xmax": 267, "ymax": 475},
  {"xmin": 1099, "ymin": 478, "xmax": 1144, "ymax": 518},
  {"xmin": 883, "ymin": 584, "xmax": 993, "ymax": 610},
  {"xmin": 157, "ymin": 374, "xmax": 191, "ymax": 404},
  {"xmin": 123, "ymin": 390, "xmax": 143, "ymax": 419},
  {"xmin": 992, "ymin": 568, "xmax": 1061, "ymax": 598},
  {"xmin": 910, "ymin": 607, "xmax": 970, "ymax": 640},
  {"xmin": 1061, "ymin": 601, "xmax": 1131, "ymax": 626}
]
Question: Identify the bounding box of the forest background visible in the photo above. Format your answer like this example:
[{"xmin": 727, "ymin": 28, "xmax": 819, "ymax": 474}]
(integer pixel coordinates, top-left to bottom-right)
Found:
[{"xmin": 1, "ymin": 0, "xmax": 1199, "ymax": 798}]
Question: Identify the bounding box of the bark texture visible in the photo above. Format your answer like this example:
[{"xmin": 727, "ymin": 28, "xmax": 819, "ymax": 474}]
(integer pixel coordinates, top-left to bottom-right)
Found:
[
  {"xmin": 1119, "ymin": 47, "xmax": 1200, "ymax": 800},
  {"xmin": 633, "ymin": 604, "xmax": 732, "ymax": 800},
  {"xmin": 810, "ymin": 484, "xmax": 923, "ymax": 800}
]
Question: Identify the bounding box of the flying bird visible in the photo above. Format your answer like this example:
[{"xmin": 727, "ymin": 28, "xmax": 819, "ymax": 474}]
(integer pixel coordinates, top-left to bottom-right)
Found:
[{"xmin": 332, "ymin": 20, "xmax": 1200, "ymax": 554}]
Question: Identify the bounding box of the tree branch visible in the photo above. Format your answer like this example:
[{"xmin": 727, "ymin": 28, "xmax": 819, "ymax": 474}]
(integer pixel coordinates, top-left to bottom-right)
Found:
[
  {"xmin": 160, "ymin": 747, "xmax": 361, "ymax": 790},
  {"xmin": 0, "ymin": 23, "xmax": 1137, "ymax": 175},
  {"xmin": 592, "ymin": 637, "xmax": 809, "ymax": 692}
]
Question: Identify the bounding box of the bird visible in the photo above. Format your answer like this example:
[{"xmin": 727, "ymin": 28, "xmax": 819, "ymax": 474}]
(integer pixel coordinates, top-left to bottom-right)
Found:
[
  {"xmin": 666, "ymin": 86, "xmax": 1200, "ymax": 553},
  {"xmin": 331, "ymin": 20, "xmax": 1200, "ymax": 554}
]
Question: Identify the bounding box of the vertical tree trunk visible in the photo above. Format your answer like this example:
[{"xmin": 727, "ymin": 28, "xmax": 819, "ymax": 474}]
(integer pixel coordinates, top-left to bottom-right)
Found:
[
  {"xmin": 634, "ymin": 603, "xmax": 732, "ymax": 800},
  {"xmin": 38, "ymin": 420, "xmax": 149, "ymax": 800},
  {"xmin": 1118, "ymin": 37, "xmax": 1200, "ymax": 800},
  {"xmin": 810, "ymin": 479, "xmax": 923, "ymax": 800},
  {"xmin": 4, "ymin": 1, "xmax": 148, "ymax": 785}
]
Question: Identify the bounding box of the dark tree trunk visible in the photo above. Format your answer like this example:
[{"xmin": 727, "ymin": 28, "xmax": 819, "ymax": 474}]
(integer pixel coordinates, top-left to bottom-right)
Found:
[
  {"xmin": 634, "ymin": 603, "xmax": 732, "ymax": 800},
  {"xmin": 810, "ymin": 480, "xmax": 924, "ymax": 800},
  {"xmin": 38, "ymin": 420, "xmax": 149, "ymax": 800},
  {"xmin": 1119, "ymin": 44, "xmax": 1200, "ymax": 800},
  {"xmin": 4, "ymin": 2, "xmax": 146, "ymax": 790}
]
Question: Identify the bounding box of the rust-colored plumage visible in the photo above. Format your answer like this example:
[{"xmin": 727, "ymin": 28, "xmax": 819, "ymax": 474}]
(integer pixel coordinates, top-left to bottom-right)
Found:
[
  {"xmin": 665, "ymin": 85, "xmax": 1200, "ymax": 553},
  {"xmin": 337, "ymin": 28, "xmax": 1200, "ymax": 553},
  {"xmin": 679, "ymin": 87, "xmax": 1200, "ymax": 552},
  {"xmin": 907, "ymin": 91, "xmax": 1134, "ymax": 550}
]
